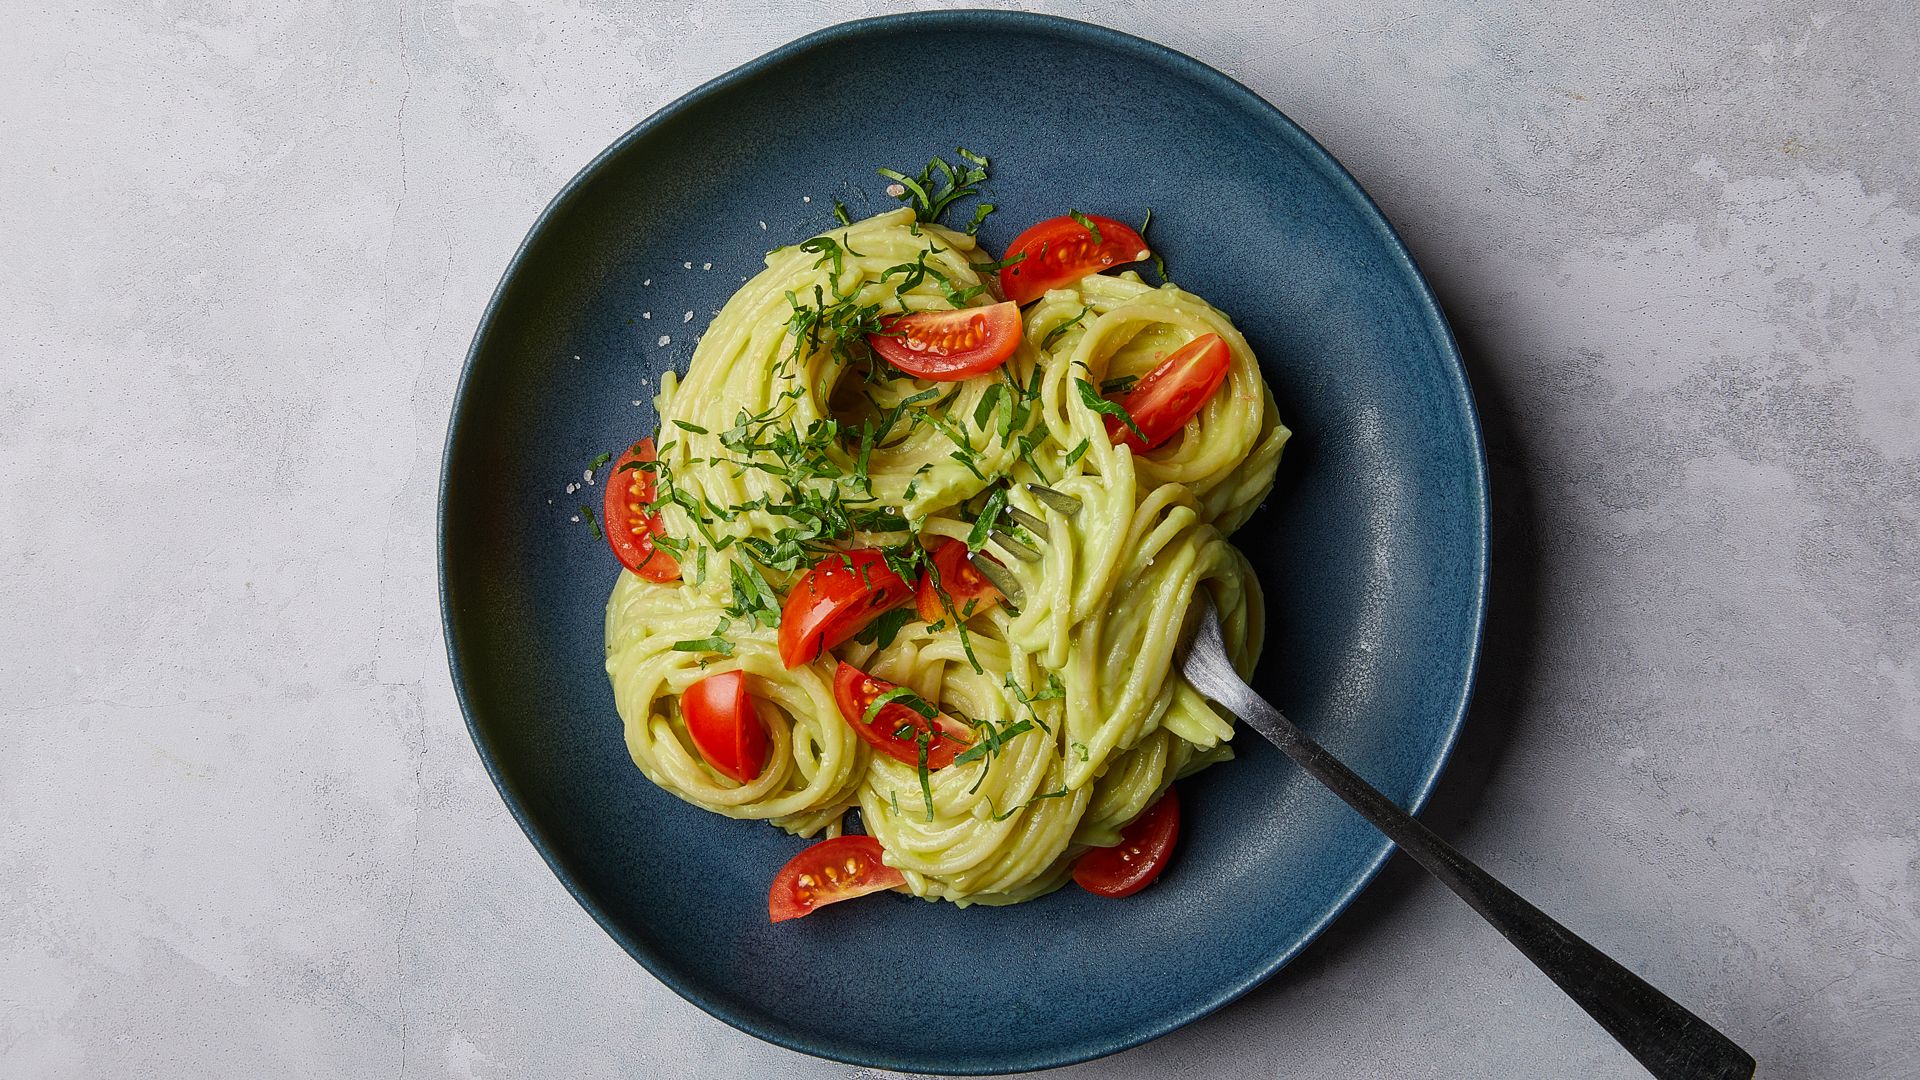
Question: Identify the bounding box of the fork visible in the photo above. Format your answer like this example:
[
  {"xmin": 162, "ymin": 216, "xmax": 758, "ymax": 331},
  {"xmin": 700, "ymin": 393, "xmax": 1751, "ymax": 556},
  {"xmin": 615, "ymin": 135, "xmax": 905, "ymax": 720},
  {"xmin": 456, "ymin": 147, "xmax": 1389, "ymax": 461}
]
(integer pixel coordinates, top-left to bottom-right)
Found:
[{"xmin": 1180, "ymin": 598, "xmax": 1756, "ymax": 1080}]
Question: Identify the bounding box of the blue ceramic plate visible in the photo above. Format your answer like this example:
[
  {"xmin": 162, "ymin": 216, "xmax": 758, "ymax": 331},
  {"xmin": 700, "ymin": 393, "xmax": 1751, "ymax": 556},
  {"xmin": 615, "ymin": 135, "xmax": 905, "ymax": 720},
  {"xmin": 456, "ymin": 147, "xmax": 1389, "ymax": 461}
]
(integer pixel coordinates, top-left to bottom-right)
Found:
[{"xmin": 441, "ymin": 10, "xmax": 1486, "ymax": 1075}]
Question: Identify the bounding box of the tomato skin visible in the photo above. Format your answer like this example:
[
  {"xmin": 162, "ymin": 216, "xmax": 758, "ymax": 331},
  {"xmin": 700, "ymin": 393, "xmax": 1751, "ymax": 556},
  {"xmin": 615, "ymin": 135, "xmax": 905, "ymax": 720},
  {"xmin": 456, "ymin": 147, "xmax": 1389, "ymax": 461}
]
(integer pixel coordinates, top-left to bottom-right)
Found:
[
  {"xmin": 915, "ymin": 538, "xmax": 1002, "ymax": 623},
  {"xmin": 1103, "ymin": 334, "xmax": 1232, "ymax": 453},
  {"xmin": 832, "ymin": 662, "xmax": 973, "ymax": 770},
  {"xmin": 603, "ymin": 437, "xmax": 680, "ymax": 581},
  {"xmin": 680, "ymin": 671, "xmax": 769, "ymax": 785},
  {"xmin": 999, "ymin": 214, "xmax": 1151, "ymax": 305},
  {"xmin": 1072, "ymin": 789, "xmax": 1181, "ymax": 897},
  {"xmin": 869, "ymin": 301, "xmax": 1022, "ymax": 381},
  {"xmin": 768, "ymin": 835, "xmax": 905, "ymax": 922},
  {"xmin": 777, "ymin": 550, "xmax": 915, "ymax": 668}
]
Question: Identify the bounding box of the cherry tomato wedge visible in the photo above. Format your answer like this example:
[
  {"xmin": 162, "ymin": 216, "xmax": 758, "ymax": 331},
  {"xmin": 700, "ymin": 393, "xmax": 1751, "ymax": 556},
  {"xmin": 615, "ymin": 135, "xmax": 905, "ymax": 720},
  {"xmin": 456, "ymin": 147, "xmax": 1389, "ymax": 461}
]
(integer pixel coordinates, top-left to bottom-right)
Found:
[
  {"xmin": 832, "ymin": 662, "xmax": 973, "ymax": 770},
  {"xmin": 768, "ymin": 834, "xmax": 905, "ymax": 922},
  {"xmin": 603, "ymin": 437, "xmax": 679, "ymax": 581},
  {"xmin": 679, "ymin": 671, "xmax": 769, "ymax": 785},
  {"xmin": 1103, "ymin": 333, "xmax": 1231, "ymax": 453},
  {"xmin": 868, "ymin": 301, "xmax": 1021, "ymax": 381},
  {"xmin": 999, "ymin": 214, "xmax": 1151, "ymax": 305},
  {"xmin": 1072, "ymin": 789, "xmax": 1181, "ymax": 897},
  {"xmin": 777, "ymin": 549, "xmax": 915, "ymax": 668},
  {"xmin": 915, "ymin": 538, "xmax": 1002, "ymax": 623}
]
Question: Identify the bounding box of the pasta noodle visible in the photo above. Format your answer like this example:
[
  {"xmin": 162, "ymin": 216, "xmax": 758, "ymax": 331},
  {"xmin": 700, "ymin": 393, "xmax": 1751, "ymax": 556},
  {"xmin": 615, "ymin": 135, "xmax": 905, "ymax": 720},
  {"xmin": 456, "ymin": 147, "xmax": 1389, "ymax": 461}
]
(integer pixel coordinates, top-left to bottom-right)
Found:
[{"xmin": 603, "ymin": 207, "xmax": 1287, "ymax": 906}]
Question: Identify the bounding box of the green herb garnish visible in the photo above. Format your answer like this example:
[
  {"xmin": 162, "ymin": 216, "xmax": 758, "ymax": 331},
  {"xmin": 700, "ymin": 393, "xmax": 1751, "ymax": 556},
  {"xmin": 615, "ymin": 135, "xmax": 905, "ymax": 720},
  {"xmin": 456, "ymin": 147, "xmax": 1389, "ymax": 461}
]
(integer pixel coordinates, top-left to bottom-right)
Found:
[
  {"xmin": 916, "ymin": 729, "xmax": 935, "ymax": 822},
  {"xmin": 952, "ymin": 718, "xmax": 1032, "ymax": 766},
  {"xmin": 879, "ymin": 149, "xmax": 991, "ymax": 226},
  {"xmin": 861, "ymin": 685, "xmax": 938, "ymax": 726},
  {"xmin": 1076, "ymin": 378, "xmax": 1148, "ymax": 443},
  {"xmin": 670, "ymin": 636, "xmax": 734, "ymax": 655},
  {"xmin": 966, "ymin": 488, "xmax": 1008, "ymax": 552},
  {"xmin": 989, "ymin": 787, "xmax": 1070, "ymax": 821},
  {"xmin": 726, "ymin": 557, "xmax": 782, "ymax": 627},
  {"xmin": 1040, "ymin": 304, "xmax": 1094, "ymax": 351},
  {"xmin": 1068, "ymin": 209, "xmax": 1103, "ymax": 245},
  {"xmin": 972, "ymin": 384, "xmax": 1003, "ymax": 431},
  {"xmin": 852, "ymin": 606, "xmax": 915, "ymax": 650}
]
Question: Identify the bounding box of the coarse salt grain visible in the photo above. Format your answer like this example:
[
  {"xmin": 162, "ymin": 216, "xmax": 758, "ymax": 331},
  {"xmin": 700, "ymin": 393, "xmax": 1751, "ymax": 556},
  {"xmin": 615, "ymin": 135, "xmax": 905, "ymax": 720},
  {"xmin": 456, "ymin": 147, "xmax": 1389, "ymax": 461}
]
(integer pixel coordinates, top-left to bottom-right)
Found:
[
  {"xmin": 681, "ymin": 311, "xmax": 693, "ymax": 323},
  {"xmin": 658, "ymin": 335, "xmax": 671, "ymax": 347},
  {"xmin": 886, "ymin": 183, "xmax": 905, "ymax": 197},
  {"xmin": 758, "ymin": 221, "xmax": 767, "ymax": 230},
  {"xmin": 631, "ymin": 399, "xmax": 643, "ymax": 406},
  {"xmin": 702, "ymin": 262, "xmax": 712, "ymax": 270},
  {"xmin": 565, "ymin": 483, "xmax": 578, "ymax": 494},
  {"xmin": 642, "ymin": 312, "xmax": 651, "ymax": 319},
  {"xmin": 570, "ymin": 515, "xmax": 580, "ymax": 523},
  {"xmin": 802, "ymin": 196, "xmax": 811, "ymax": 203},
  {"xmin": 682, "ymin": 261, "xmax": 692, "ymax": 269},
  {"xmin": 583, "ymin": 469, "xmax": 593, "ymax": 483}
]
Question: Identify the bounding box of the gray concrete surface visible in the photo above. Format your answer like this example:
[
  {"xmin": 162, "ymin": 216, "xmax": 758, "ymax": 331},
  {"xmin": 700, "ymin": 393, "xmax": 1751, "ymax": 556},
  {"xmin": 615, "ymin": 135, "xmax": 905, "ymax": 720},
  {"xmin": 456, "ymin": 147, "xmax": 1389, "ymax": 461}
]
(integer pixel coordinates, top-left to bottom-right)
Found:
[{"xmin": 3, "ymin": 1, "xmax": 1915, "ymax": 1077}]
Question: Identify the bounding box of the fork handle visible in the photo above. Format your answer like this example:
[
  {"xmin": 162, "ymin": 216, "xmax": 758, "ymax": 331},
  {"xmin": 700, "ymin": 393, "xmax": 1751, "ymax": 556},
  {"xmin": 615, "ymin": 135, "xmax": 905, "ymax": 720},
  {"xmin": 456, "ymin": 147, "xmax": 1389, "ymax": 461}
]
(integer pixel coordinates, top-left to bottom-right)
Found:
[{"xmin": 1232, "ymin": 691, "xmax": 1754, "ymax": 1080}]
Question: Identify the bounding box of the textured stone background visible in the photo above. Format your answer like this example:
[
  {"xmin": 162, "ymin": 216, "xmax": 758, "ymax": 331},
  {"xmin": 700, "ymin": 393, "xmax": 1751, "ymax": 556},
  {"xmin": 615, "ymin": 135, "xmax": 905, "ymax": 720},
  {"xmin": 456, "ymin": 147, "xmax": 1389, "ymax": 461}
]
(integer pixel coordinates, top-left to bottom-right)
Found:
[{"xmin": 3, "ymin": 1, "xmax": 1915, "ymax": 1077}]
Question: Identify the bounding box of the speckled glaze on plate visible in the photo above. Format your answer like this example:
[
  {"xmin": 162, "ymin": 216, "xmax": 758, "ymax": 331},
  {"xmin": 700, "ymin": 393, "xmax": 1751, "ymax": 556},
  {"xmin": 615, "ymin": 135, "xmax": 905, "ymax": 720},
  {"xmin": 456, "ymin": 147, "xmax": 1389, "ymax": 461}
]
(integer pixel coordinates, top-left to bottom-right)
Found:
[{"xmin": 439, "ymin": 11, "xmax": 1487, "ymax": 1075}]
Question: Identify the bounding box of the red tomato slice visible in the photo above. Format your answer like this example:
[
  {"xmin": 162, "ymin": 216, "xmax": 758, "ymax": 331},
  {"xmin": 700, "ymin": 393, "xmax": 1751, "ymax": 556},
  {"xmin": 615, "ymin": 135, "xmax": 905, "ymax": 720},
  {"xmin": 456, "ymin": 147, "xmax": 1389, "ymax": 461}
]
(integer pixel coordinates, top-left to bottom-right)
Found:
[
  {"xmin": 832, "ymin": 662, "xmax": 973, "ymax": 770},
  {"xmin": 776, "ymin": 549, "xmax": 915, "ymax": 668},
  {"xmin": 603, "ymin": 437, "xmax": 680, "ymax": 581},
  {"xmin": 768, "ymin": 834, "xmax": 905, "ymax": 922},
  {"xmin": 1072, "ymin": 789, "xmax": 1181, "ymax": 897},
  {"xmin": 1103, "ymin": 333, "xmax": 1231, "ymax": 453},
  {"xmin": 679, "ymin": 671, "xmax": 769, "ymax": 785},
  {"xmin": 999, "ymin": 214, "xmax": 1151, "ymax": 305},
  {"xmin": 869, "ymin": 301, "xmax": 1022, "ymax": 381},
  {"xmin": 915, "ymin": 538, "xmax": 1002, "ymax": 623}
]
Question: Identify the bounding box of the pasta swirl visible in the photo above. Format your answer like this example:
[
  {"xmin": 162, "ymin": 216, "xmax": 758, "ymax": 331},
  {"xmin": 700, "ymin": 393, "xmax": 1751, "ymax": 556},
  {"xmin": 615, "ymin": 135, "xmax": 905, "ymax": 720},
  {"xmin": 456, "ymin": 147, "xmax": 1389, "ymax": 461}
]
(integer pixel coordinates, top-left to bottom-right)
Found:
[{"xmin": 604, "ymin": 208, "xmax": 1288, "ymax": 905}]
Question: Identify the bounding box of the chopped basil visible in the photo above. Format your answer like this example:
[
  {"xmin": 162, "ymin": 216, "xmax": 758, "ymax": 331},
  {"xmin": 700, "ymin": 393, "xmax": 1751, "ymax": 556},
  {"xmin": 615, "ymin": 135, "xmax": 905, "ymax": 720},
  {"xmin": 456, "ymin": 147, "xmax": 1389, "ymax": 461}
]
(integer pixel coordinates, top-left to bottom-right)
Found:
[
  {"xmin": 1075, "ymin": 378, "xmax": 1148, "ymax": 443},
  {"xmin": 852, "ymin": 606, "xmax": 915, "ymax": 650},
  {"xmin": 917, "ymin": 729, "xmax": 935, "ymax": 822},
  {"xmin": 1068, "ymin": 209, "xmax": 1103, "ymax": 245},
  {"xmin": 1040, "ymin": 304, "xmax": 1094, "ymax": 350},
  {"xmin": 991, "ymin": 787, "xmax": 1070, "ymax": 821},
  {"xmin": 968, "ymin": 251, "xmax": 1027, "ymax": 273},
  {"xmin": 972, "ymin": 384, "xmax": 1003, "ymax": 430},
  {"xmin": 878, "ymin": 149, "xmax": 991, "ymax": 226},
  {"xmin": 670, "ymin": 636, "xmax": 734, "ymax": 655},
  {"xmin": 862, "ymin": 685, "xmax": 937, "ymax": 726},
  {"xmin": 966, "ymin": 488, "xmax": 1008, "ymax": 552}
]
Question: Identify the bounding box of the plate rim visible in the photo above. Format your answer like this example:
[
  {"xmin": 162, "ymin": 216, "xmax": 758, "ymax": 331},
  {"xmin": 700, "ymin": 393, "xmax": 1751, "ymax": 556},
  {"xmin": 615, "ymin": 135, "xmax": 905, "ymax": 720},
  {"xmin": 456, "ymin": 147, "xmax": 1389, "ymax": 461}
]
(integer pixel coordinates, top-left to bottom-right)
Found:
[{"xmin": 438, "ymin": 9, "xmax": 1490, "ymax": 1074}]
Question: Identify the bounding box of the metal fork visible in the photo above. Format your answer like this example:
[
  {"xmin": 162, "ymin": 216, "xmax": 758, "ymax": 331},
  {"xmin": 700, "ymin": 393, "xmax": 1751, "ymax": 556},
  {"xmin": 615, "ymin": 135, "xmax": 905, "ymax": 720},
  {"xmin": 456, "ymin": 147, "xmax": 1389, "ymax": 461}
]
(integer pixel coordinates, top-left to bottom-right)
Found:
[{"xmin": 1180, "ymin": 598, "xmax": 1756, "ymax": 1080}]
